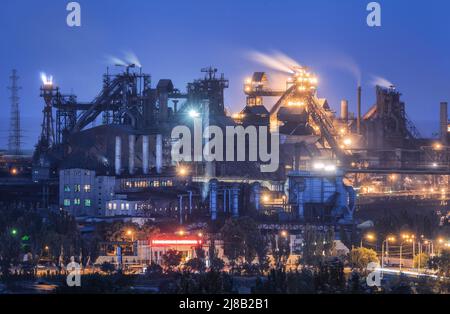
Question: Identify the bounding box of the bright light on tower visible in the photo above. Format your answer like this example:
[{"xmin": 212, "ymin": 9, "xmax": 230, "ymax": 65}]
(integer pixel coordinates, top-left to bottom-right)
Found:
[
  {"xmin": 188, "ymin": 109, "xmax": 200, "ymax": 118},
  {"xmin": 40, "ymin": 72, "xmax": 53, "ymax": 86}
]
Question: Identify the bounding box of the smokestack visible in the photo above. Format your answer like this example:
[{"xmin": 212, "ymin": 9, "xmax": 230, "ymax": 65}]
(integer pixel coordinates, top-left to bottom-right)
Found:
[
  {"xmin": 156, "ymin": 134, "xmax": 163, "ymax": 174},
  {"xmin": 142, "ymin": 135, "xmax": 149, "ymax": 174},
  {"xmin": 440, "ymin": 102, "xmax": 448, "ymax": 145},
  {"xmin": 128, "ymin": 135, "xmax": 136, "ymax": 175},
  {"xmin": 340, "ymin": 99, "xmax": 349, "ymax": 121},
  {"xmin": 357, "ymin": 86, "xmax": 362, "ymax": 134},
  {"xmin": 115, "ymin": 136, "xmax": 122, "ymax": 176}
]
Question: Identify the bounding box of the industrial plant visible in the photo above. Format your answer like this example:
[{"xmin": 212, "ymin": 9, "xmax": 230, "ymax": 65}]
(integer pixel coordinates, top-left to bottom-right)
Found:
[
  {"xmin": 1, "ymin": 60, "xmax": 449, "ymax": 292},
  {"xmin": 0, "ymin": 62, "xmax": 447, "ymax": 221}
]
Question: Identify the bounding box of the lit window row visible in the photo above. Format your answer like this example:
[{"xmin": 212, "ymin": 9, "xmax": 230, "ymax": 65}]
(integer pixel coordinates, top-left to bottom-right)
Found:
[
  {"xmin": 123, "ymin": 180, "xmax": 173, "ymax": 189},
  {"xmin": 65, "ymin": 184, "xmax": 91, "ymax": 193},
  {"xmin": 63, "ymin": 198, "xmax": 91, "ymax": 207}
]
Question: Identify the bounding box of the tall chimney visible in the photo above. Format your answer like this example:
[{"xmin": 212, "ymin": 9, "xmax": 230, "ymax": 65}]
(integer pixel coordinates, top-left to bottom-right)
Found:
[
  {"xmin": 115, "ymin": 136, "xmax": 122, "ymax": 176},
  {"xmin": 156, "ymin": 134, "xmax": 163, "ymax": 174},
  {"xmin": 142, "ymin": 135, "xmax": 149, "ymax": 174},
  {"xmin": 357, "ymin": 86, "xmax": 362, "ymax": 134},
  {"xmin": 340, "ymin": 99, "xmax": 349, "ymax": 121},
  {"xmin": 128, "ymin": 135, "xmax": 135, "ymax": 175},
  {"xmin": 440, "ymin": 102, "xmax": 448, "ymax": 145}
]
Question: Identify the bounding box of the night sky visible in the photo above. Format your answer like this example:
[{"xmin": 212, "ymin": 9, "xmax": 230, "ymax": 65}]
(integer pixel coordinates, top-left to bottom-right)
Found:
[{"xmin": 0, "ymin": 0, "xmax": 449, "ymax": 149}]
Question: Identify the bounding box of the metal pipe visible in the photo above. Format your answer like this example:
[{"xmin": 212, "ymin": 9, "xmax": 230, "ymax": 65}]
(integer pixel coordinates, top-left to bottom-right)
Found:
[
  {"xmin": 188, "ymin": 191, "xmax": 193, "ymax": 215},
  {"xmin": 253, "ymin": 182, "xmax": 261, "ymax": 212},
  {"xmin": 142, "ymin": 135, "xmax": 149, "ymax": 175},
  {"xmin": 357, "ymin": 86, "xmax": 362, "ymax": 134},
  {"xmin": 156, "ymin": 134, "xmax": 163, "ymax": 174},
  {"xmin": 341, "ymin": 99, "xmax": 349, "ymax": 121},
  {"xmin": 232, "ymin": 184, "xmax": 239, "ymax": 217},
  {"xmin": 128, "ymin": 135, "xmax": 135, "ymax": 175},
  {"xmin": 115, "ymin": 136, "xmax": 122, "ymax": 176},
  {"xmin": 223, "ymin": 189, "xmax": 227, "ymax": 213},
  {"xmin": 179, "ymin": 195, "xmax": 183, "ymax": 225},
  {"xmin": 440, "ymin": 102, "xmax": 448, "ymax": 145},
  {"xmin": 210, "ymin": 180, "xmax": 217, "ymax": 221}
]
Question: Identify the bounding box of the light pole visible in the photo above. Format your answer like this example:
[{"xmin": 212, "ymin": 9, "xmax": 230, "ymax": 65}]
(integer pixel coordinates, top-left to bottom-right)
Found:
[
  {"xmin": 381, "ymin": 236, "xmax": 395, "ymax": 271},
  {"xmin": 400, "ymin": 238, "xmax": 413, "ymax": 271},
  {"xmin": 126, "ymin": 229, "xmax": 134, "ymax": 242},
  {"xmin": 360, "ymin": 233, "xmax": 376, "ymax": 248}
]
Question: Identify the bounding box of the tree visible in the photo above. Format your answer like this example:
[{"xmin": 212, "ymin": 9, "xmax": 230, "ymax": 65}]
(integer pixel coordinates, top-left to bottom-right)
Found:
[
  {"xmin": 270, "ymin": 234, "xmax": 290, "ymax": 269},
  {"xmin": 221, "ymin": 217, "xmax": 262, "ymax": 267},
  {"xmin": 413, "ymin": 253, "xmax": 429, "ymax": 269},
  {"xmin": 209, "ymin": 257, "xmax": 225, "ymax": 272},
  {"xmin": 428, "ymin": 251, "xmax": 450, "ymax": 277},
  {"xmin": 300, "ymin": 225, "xmax": 335, "ymax": 266},
  {"xmin": 100, "ymin": 261, "xmax": 116, "ymax": 274},
  {"xmin": 162, "ymin": 250, "xmax": 182, "ymax": 272},
  {"xmin": 0, "ymin": 230, "xmax": 21, "ymax": 278},
  {"xmin": 349, "ymin": 247, "xmax": 379, "ymax": 271},
  {"xmin": 185, "ymin": 258, "xmax": 206, "ymax": 273}
]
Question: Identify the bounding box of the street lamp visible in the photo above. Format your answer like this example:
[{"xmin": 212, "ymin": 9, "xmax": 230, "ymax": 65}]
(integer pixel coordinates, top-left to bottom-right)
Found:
[
  {"xmin": 126, "ymin": 229, "xmax": 134, "ymax": 242},
  {"xmin": 188, "ymin": 109, "xmax": 200, "ymax": 119},
  {"xmin": 177, "ymin": 165, "xmax": 189, "ymax": 177},
  {"xmin": 400, "ymin": 238, "xmax": 414, "ymax": 271},
  {"xmin": 360, "ymin": 233, "xmax": 376, "ymax": 248},
  {"xmin": 381, "ymin": 236, "xmax": 395, "ymax": 271}
]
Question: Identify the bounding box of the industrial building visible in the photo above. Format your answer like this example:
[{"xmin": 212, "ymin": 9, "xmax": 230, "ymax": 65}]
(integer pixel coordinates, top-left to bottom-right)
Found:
[{"xmin": 18, "ymin": 63, "xmax": 447, "ymax": 232}]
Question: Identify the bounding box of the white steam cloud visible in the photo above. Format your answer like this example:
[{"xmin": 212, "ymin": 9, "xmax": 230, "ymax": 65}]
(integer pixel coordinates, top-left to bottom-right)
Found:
[
  {"xmin": 248, "ymin": 50, "xmax": 299, "ymax": 74},
  {"xmin": 106, "ymin": 52, "xmax": 142, "ymax": 68},
  {"xmin": 324, "ymin": 55, "xmax": 362, "ymax": 86},
  {"xmin": 371, "ymin": 75, "xmax": 394, "ymax": 88},
  {"xmin": 124, "ymin": 51, "xmax": 142, "ymax": 68},
  {"xmin": 106, "ymin": 55, "xmax": 127, "ymax": 67}
]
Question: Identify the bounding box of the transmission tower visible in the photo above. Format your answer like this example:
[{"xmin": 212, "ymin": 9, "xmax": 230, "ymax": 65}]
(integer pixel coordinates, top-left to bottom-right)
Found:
[{"xmin": 7, "ymin": 69, "xmax": 22, "ymax": 155}]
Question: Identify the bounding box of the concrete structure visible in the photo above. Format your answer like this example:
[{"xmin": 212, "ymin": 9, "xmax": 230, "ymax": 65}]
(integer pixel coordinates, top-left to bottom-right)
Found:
[
  {"xmin": 287, "ymin": 168, "xmax": 356, "ymax": 224},
  {"xmin": 60, "ymin": 169, "xmax": 116, "ymax": 216},
  {"xmin": 59, "ymin": 169, "xmax": 97, "ymax": 216}
]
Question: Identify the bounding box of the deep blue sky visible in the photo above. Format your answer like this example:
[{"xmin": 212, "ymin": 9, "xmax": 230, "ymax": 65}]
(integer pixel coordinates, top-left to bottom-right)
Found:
[{"xmin": 1, "ymin": 0, "xmax": 449, "ymax": 149}]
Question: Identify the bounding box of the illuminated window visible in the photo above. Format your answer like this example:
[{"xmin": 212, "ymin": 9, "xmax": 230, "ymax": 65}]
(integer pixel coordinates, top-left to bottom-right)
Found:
[
  {"xmin": 64, "ymin": 185, "xmax": 71, "ymax": 192},
  {"xmin": 83, "ymin": 185, "xmax": 91, "ymax": 193},
  {"xmin": 108, "ymin": 203, "xmax": 112, "ymax": 210},
  {"xmin": 113, "ymin": 203, "xmax": 117, "ymax": 210},
  {"xmin": 85, "ymin": 199, "xmax": 91, "ymax": 207},
  {"xmin": 121, "ymin": 203, "xmax": 125, "ymax": 210},
  {"xmin": 64, "ymin": 199, "xmax": 71, "ymax": 206},
  {"xmin": 74, "ymin": 198, "xmax": 81, "ymax": 206},
  {"xmin": 125, "ymin": 203, "xmax": 130, "ymax": 210}
]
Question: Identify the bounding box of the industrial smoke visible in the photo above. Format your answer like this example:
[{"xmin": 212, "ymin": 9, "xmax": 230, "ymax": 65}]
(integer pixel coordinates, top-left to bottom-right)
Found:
[
  {"xmin": 371, "ymin": 75, "xmax": 394, "ymax": 88},
  {"xmin": 248, "ymin": 50, "xmax": 300, "ymax": 74}
]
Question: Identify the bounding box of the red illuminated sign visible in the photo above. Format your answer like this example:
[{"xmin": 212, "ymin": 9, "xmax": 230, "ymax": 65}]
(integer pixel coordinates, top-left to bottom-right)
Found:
[{"xmin": 151, "ymin": 239, "xmax": 202, "ymax": 246}]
